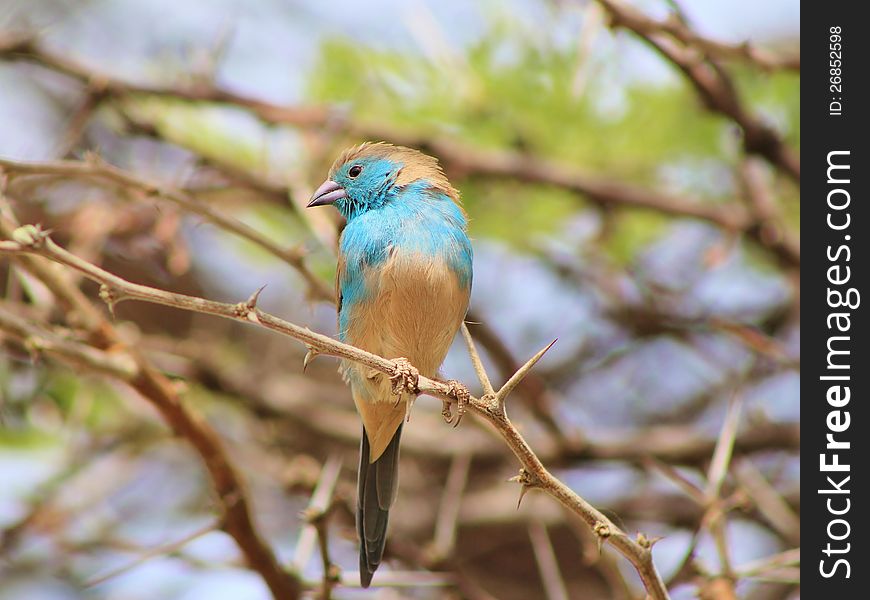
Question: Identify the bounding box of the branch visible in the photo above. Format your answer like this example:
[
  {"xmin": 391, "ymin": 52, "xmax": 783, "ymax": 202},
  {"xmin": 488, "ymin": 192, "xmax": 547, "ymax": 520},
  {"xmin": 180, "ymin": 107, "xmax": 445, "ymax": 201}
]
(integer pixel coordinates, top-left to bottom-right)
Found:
[
  {"xmin": 357, "ymin": 124, "xmax": 758, "ymax": 231},
  {"xmin": 85, "ymin": 520, "xmax": 221, "ymax": 588},
  {"xmin": 0, "ymin": 223, "xmax": 301, "ymax": 599},
  {"xmin": 0, "ymin": 157, "xmax": 333, "ymax": 303},
  {"xmin": 1, "ymin": 227, "xmax": 670, "ymax": 599},
  {"xmin": 597, "ymin": 1, "xmax": 799, "ymax": 71},
  {"xmin": 737, "ymin": 158, "xmax": 800, "ymax": 268},
  {"xmin": 294, "ymin": 455, "xmax": 343, "ymax": 600},
  {"xmin": 734, "ymin": 459, "xmax": 800, "ymax": 546},
  {"xmin": 528, "ymin": 521, "xmax": 570, "ymax": 600},
  {"xmin": 430, "ymin": 453, "xmax": 472, "ymax": 561},
  {"xmin": 0, "ymin": 34, "xmax": 330, "ymax": 127},
  {"xmin": 596, "ymin": 0, "xmax": 800, "ymax": 183}
]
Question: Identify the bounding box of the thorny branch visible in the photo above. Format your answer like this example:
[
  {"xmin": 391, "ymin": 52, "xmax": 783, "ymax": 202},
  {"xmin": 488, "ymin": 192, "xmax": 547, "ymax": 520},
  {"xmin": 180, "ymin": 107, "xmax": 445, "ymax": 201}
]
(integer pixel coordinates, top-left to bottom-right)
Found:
[
  {"xmin": 1, "ymin": 227, "xmax": 671, "ymax": 600},
  {"xmin": 0, "ymin": 214, "xmax": 302, "ymax": 600},
  {"xmin": 596, "ymin": 0, "xmax": 800, "ymax": 183},
  {"xmin": 598, "ymin": 0, "xmax": 799, "ymax": 71},
  {"xmin": 0, "ymin": 157, "xmax": 333, "ymax": 302}
]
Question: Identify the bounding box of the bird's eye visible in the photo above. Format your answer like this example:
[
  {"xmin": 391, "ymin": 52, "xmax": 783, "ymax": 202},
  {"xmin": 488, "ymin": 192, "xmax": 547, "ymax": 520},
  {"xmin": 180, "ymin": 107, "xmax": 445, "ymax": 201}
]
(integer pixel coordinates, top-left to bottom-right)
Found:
[{"xmin": 348, "ymin": 165, "xmax": 363, "ymax": 178}]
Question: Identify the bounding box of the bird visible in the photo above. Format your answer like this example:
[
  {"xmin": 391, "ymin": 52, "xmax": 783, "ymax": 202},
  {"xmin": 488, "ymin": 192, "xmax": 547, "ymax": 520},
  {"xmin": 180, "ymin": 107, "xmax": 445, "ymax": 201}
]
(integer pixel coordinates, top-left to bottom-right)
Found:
[{"xmin": 307, "ymin": 142, "xmax": 472, "ymax": 587}]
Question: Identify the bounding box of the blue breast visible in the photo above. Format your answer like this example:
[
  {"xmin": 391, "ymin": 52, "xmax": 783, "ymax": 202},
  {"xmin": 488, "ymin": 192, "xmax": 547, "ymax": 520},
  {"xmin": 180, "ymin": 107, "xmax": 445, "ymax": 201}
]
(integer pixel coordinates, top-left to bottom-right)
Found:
[{"xmin": 338, "ymin": 183, "xmax": 472, "ymax": 340}]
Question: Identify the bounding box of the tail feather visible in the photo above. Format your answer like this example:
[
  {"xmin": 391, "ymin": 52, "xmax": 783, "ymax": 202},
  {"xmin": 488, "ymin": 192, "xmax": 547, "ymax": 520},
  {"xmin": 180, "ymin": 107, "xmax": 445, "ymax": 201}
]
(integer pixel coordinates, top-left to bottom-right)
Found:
[{"xmin": 358, "ymin": 423, "xmax": 403, "ymax": 588}]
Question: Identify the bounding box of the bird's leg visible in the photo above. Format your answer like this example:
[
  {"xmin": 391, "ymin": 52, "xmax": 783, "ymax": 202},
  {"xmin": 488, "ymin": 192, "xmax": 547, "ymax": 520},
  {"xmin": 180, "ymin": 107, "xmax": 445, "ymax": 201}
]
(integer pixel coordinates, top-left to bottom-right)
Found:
[{"xmin": 442, "ymin": 380, "xmax": 470, "ymax": 428}]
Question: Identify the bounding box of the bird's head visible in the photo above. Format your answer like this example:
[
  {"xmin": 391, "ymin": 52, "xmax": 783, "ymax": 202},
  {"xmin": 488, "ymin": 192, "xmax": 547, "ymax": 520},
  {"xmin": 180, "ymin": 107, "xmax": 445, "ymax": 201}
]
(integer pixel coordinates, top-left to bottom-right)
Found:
[{"xmin": 307, "ymin": 142, "xmax": 460, "ymax": 220}]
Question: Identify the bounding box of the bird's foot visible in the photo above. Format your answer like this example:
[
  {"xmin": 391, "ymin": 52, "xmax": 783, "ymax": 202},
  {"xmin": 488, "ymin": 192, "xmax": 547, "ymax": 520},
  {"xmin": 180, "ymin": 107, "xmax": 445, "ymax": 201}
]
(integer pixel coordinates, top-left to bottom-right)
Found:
[
  {"xmin": 442, "ymin": 380, "xmax": 470, "ymax": 428},
  {"xmin": 390, "ymin": 357, "xmax": 420, "ymax": 396}
]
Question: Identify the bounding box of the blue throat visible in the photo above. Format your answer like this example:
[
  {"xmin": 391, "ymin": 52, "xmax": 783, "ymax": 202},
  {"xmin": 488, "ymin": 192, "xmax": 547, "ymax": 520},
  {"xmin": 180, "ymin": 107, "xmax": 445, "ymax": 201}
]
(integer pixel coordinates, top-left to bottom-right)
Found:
[{"xmin": 337, "ymin": 181, "xmax": 472, "ymax": 340}]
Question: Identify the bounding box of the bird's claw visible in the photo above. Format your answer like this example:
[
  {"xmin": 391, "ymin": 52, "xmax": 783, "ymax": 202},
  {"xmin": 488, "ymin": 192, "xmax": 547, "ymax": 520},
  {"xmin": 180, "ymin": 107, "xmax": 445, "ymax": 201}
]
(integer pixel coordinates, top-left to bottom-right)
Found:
[
  {"xmin": 390, "ymin": 358, "xmax": 419, "ymax": 396},
  {"xmin": 442, "ymin": 380, "xmax": 470, "ymax": 428},
  {"xmin": 404, "ymin": 395, "xmax": 417, "ymax": 422}
]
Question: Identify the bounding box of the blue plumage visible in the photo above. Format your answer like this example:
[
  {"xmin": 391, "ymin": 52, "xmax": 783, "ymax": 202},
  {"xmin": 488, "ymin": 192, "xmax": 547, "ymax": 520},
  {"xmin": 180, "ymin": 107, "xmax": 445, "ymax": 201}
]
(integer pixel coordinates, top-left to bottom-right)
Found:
[
  {"xmin": 308, "ymin": 142, "xmax": 472, "ymax": 587},
  {"xmin": 337, "ymin": 182, "xmax": 472, "ymax": 338}
]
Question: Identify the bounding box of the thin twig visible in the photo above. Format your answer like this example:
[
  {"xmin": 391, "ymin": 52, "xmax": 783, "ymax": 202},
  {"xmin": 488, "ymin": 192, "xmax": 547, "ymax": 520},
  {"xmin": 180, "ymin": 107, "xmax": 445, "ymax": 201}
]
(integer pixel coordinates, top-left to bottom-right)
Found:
[
  {"xmin": 735, "ymin": 548, "xmax": 799, "ymax": 580},
  {"xmin": 596, "ymin": 0, "xmax": 800, "ymax": 183},
  {"xmin": 528, "ymin": 521, "xmax": 570, "ymax": 600},
  {"xmin": 292, "ymin": 454, "xmax": 343, "ymax": 600},
  {"xmin": 0, "ymin": 221, "xmax": 302, "ymax": 600},
  {"xmin": 702, "ymin": 394, "xmax": 744, "ymax": 581},
  {"xmin": 598, "ymin": 0, "xmax": 799, "ymax": 71},
  {"xmin": 0, "ymin": 157, "xmax": 333, "ymax": 302},
  {"xmin": 705, "ymin": 394, "xmax": 743, "ymax": 500},
  {"xmin": 85, "ymin": 520, "xmax": 221, "ymax": 587},
  {"xmin": 431, "ymin": 453, "xmax": 472, "ymax": 560},
  {"xmin": 734, "ymin": 460, "xmax": 800, "ymax": 545}
]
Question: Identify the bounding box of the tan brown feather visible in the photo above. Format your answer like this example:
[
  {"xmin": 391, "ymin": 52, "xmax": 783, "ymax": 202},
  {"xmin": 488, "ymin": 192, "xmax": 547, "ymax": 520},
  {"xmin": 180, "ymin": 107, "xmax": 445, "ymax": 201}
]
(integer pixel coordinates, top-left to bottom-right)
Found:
[{"xmin": 329, "ymin": 142, "xmax": 462, "ymax": 207}]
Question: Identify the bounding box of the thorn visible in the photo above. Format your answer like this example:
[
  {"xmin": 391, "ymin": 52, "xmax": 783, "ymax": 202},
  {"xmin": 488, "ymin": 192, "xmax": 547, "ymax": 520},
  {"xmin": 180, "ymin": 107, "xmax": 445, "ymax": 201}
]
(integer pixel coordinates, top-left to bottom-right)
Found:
[
  {"xmin": 99, "ymin": 284, "xmax": 117, "ymax": 318},
  {"xmin": 302, "ymin": 347, "xmax": 319, "ymax": 372},
  {"xmin": 496, "ymin": 338, "xmax": 557, "ymax": 405},
  {"xmin": 459, "ymin": 322, "xmax": 494, "ymax": 397},
  {"xmin": 245, "ymin": 284, "xmax": 267, "ymax": 310},
  {"xmin": 636, "ymin": 532, "xmax": 664, "ymax": 550},
  {"xmin": 509, "ymin": 468, "xmax": 536, "ymax": 508},
  {"xmin": 233, "ymin": 286, "xmax": 266, "ymax": 323},
  {"xmin": 593, "ymin": 521, "xmax": 611, "ymax": 552},
  {"xmin": 244, "ymin": 285, "xmax": 267, "ymax": 323},
  {"xmin": 516, "ymin": 484, "xmax": 531, "ymax": 509}
]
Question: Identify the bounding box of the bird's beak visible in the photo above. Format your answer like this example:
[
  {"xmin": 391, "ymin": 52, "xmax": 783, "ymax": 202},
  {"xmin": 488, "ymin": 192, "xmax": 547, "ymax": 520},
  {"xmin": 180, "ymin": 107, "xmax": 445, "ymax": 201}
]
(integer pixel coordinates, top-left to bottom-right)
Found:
[{"xmin": 307, "ymin": 180, "xmax": 346, "ymax": 207}]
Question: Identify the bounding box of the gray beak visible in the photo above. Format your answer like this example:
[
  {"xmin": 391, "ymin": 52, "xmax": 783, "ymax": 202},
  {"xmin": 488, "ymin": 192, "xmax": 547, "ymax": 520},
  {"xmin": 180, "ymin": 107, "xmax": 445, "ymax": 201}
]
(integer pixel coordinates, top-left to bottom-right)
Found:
[{"xmin": 307, "ymin": 180, "xmax": 346, "ymax": 207}]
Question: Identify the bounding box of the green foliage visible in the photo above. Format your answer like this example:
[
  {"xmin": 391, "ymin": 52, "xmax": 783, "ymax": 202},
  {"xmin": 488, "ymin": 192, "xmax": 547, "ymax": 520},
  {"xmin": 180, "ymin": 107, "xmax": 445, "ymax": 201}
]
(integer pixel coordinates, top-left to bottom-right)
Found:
[
  {"xmin": 122, "ymin": 97, "xmax": 267, "ymax": 172},
  {"xmin": 732, "ymin": 66, "xmax": 801, "ymax": 149},
  {"xmin": 460, "ymin": 180, "xmax": 579, "ymax": 241},
  {"xmin": 0, "ymin": 356, "xmax": 126, "ymax": 447},
  {"xmin": 310, "ymin": 35, "xmax": 734, "ymax": 173},
  {"xmin": 602, "ymin": 210, "xmax": 674, "ymax": 266},
  {"xmin": 307, "ymin": 20, "xmax": 797, "ymax": 257}
]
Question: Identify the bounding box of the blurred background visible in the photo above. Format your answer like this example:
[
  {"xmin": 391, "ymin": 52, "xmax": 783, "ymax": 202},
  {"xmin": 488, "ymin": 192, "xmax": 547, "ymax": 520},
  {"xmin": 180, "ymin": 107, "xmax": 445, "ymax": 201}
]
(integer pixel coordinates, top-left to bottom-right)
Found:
[{"xmin": 0, "ymin": 0, "xmax": 799, "ymax": 599}]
